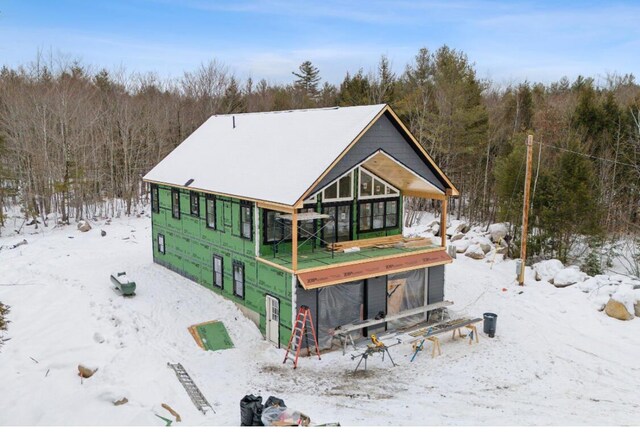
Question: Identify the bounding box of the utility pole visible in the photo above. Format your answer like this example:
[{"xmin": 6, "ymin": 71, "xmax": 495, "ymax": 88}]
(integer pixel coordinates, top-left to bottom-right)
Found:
[{"xmin": 519, "ymin": 134, "xmax": 534, "ymax": 286}]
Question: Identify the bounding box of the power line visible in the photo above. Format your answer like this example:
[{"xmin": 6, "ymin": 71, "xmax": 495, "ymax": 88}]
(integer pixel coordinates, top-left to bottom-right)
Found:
[{"xmin": 537, "ymin": 141, "xmax": 638, "ymax": 169}]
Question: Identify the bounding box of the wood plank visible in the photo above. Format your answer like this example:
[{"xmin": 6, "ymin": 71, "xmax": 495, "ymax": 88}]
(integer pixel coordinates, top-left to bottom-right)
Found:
[
  {"xmin": 440, "ymin": 197, "xmax": 448, "ymax": 248},
  {"xmin": 334, "ymin": 300, "xmax": 453, "ymax": 334}
]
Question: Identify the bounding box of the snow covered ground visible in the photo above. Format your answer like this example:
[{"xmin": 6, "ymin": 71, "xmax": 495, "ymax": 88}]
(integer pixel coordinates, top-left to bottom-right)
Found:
[{"xmin": 1, "ymin": 213, "xmax": 639, "ymax": 426}]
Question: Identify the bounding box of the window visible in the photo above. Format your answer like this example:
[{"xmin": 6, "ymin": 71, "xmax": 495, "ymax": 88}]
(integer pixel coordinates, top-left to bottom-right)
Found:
[
  {"xmin": 320, "ymin": 170, "xmax": 354, "ymax": 202},
  {"xmin": 359, "ymin": 171, "xmax": 373, "ymax": 197},
  {"xmin": 264, "ymin": 210, "xmax": 285, "ymax": 243},
  {"xmin": 205, "ymin": 195, "xmax": 216, "ymax": 229},
  {"xmin": 359, "ymin": 203, "xmax": 372, "ymax": 231},
  {"xmin": 358, "ymin": 198, "xmax": 399, "ymax": 232},
  {"xmin": 233, "ymin": 261, "xmax": 244, "ymax": 299},
  {"xmin": 263, "ymin": 208, "xmax": 316, "ymax": 244},
  {"xmin": 240, "ymin": 202, "xmax": 253, "ymax": 240},
  {"xmin": 322, "ymin": 203, "xmax": 351, "ymax": 244},
  {"xmin": 190, "ymin": 191, "xmax": 200, "ymax": 216},
  {"xmin": 171, "ymin": 189, "xmax": 180, "ymax": 219},
  {"xmin": 213, "ymin": 254, "xmax": 223, "ymax": 289},
  {"xmin": 358, "ymin": 167, "xmax": 400, "ymax": 199},
  {"xmin": 386, "ymin": 200, "xmax": 398, "ymax": 227},
  {"xmin": 151, "ymin": 184, "xmax": 159, "ymax": 214},
  {"xmin": 299, "ymin": 207, "xmax": 316, "ymax": 239},
  {"xmin": 157, "ymin": 233, "xmax": 165, "ymax": 254},
  {"xmin": 372, "ymin": 201, "xmax": 385, "ymax": 230}
]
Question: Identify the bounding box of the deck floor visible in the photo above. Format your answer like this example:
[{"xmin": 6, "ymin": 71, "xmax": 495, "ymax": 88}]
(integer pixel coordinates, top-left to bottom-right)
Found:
[{"xmin": 263, "ymin": 243, "xmax": 442, "ymax": 271}]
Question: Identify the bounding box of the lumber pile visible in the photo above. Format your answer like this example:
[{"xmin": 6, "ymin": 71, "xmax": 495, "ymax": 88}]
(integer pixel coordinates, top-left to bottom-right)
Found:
[{"xmin": 327, "ymin": 235, "xmax": 432, "ymax": 252}]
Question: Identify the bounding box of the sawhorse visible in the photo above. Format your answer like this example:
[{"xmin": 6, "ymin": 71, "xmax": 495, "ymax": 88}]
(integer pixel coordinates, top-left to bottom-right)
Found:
[
  {"xmin": 410, "ymin": 336, "xmax": 442, "ymax": 361},
  {"xmin": 452, "ymin": 324, "xmax": 480, "ymax": 345}
]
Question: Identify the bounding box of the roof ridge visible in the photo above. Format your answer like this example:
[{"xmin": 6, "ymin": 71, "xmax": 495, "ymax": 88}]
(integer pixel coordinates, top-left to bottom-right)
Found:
[{"xmin": 209, "ymin": 104, "xmax": 385, "ymax": 118}]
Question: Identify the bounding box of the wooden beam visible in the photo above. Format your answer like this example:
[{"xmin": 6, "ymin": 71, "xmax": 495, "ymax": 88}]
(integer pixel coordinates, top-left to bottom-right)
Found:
[
  {"xmin": 256, "ymin": 201, "xmax": 294, "ymax": 213},
  {"xmin": 403, "ymin": 190, "xmax": 446, "ymax": 201},
  {"xmin": 291, "ymin": 208, "xmax": 298, "ymax": 272},
  {"xmin": 440, "ymin": 196, "xmax": 448, "ymax": 248},
  {"xmin": 256, "ymin": 257, "xmax": 294, "ymax": 274},
  {"xmin": 143, "ymin": 178, "xmax": 296, "ymax": 211}
]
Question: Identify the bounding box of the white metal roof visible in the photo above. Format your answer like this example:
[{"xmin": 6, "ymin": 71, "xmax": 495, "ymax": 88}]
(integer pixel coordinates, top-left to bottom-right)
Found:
[{"xmin": 143, "ymin": 104, "xmax": 386, "ymax": 206}]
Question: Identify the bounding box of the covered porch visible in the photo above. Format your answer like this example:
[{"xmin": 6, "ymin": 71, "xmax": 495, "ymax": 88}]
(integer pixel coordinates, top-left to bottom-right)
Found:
[{"xmin": 257, "ymin": 149, "xmax": 456, "ymax": 274}]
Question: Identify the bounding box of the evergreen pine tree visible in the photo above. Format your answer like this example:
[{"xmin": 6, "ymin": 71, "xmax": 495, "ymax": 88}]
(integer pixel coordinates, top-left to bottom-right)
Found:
[{"xmin": 292, "ymin": 61, "xmax": 321, "ymax": 99}]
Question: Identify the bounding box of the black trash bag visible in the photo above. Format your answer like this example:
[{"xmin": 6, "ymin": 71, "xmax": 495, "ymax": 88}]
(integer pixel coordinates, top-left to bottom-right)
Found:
[
  {"xmin": 264, "ymin": 396, "xmax": 286, "ymax": 409},
  {"xmin": 240, "ymin": 394, "xmax": 264, "ymax": 426}
]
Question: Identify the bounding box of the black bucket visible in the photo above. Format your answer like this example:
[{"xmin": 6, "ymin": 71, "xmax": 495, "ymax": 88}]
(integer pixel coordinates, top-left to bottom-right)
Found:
[{"xmin": 483, "ymin": 313, "xmax": 498, "ymax": 338}]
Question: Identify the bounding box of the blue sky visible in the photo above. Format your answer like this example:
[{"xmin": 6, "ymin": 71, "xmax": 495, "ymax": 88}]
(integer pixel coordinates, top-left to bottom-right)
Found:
[{"xmin": 1, "ymin": 0, "xmax": 639, "ymax": 86}]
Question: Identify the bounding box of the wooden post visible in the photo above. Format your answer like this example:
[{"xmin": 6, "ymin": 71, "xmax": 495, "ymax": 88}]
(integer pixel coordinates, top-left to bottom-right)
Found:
[
  {"xmin": 519, "ymin": 134, "xmax": 534, "ymax": 286},
  {"xmin": 440, "ymin": 196, "xmax": 448, "ymax": 248},
  {"xmin": 292, "ymin": 209, "xmax": 298, "ymax": 271}
]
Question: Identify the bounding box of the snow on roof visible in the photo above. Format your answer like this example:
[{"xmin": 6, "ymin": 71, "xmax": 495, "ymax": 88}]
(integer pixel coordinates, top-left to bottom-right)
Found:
[{"xmin": 143, "ymin": 104, "xmax": 387, "ymax": 206}]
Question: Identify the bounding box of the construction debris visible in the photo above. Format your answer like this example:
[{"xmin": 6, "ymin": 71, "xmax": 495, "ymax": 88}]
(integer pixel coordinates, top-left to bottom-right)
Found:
[
  {"xmin": 161, "ymin": 403, "xmax": 181, "ymax": 422},
  {"xmin": 327, "ymin": 235, "xmax": 432, "ymax": 252},
  {"xmin": 77, "ymin": 364, "xmax": 98, "ymax": 379}
]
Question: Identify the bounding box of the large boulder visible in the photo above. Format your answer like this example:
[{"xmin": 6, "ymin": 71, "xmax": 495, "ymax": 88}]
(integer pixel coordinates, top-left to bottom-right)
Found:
[
  {"xmin": 553, "ymin": 266, "xmax": 587, "ymax": 288},
  {"xmin": 611, "ymin": 284, "xmax": 638, "ymax": 317},
  {"xmin": 450, "ymin": 233, "xmax": 465, "ymax": 242},
  {"xmin": 452, "ymin": 239, "xmax": 471, "ymax": 253},
  {"xmin": 533, "ymin": 259, "xmax": 564, "ymax": 283},
  {"xmin": 464, "ymin": 244, "xmax": 485, "ymax": 259},
  {"xmin": 604, "ymin": 298, "xmax": 634, "ymax": 321},
  {"xmin": 446, "ymin": 220, "xmax": 469, "ymax": 236},
  {"xmin": 474, "ymin": 236, "xmax": 493, "ymax": 254},
  {"xmin": 77, "ymin": 220, "xmax": 92, "ymax": 232},
  {"xmin": 488, "ymin": 223, "xmax": 508, "ymax": 242}
]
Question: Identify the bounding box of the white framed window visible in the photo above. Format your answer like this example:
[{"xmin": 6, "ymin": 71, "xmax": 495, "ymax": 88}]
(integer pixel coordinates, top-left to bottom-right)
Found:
[
  {"xmin": 320, "ymin": 170, "xmax": 354, "ymax": 202},
  {"xmin": 358, "ymin": 167, "xmax": 399, "ymax": 199}
]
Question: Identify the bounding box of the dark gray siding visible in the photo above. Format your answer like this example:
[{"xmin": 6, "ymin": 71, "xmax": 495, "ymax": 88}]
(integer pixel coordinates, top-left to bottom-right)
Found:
[
  {"xmin": 365, "ymin": 276, "xmax": 387, "ymax": 335},
  {"xmin": 310, "ymin": 112, "xmax": 447, "ymax": 195},
  {"xmin": 296, "ymin": 283, "xmax": 318, "ymax": 333},
  {"xmin": 365, "ymin": 276, "xmax": 387, "ymax": 318},
  {"xmin": 427, "ymin": 265, "xmax": 445, "ymax": 304}
]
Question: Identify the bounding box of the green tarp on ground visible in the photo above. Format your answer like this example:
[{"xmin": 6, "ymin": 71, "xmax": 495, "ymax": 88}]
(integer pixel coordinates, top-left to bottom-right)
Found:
[{"xmin": 192, "ymin": 321, "xmax": 234, "ymax": 351}]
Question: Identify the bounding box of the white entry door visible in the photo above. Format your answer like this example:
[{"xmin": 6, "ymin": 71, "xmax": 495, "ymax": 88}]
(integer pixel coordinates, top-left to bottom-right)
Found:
[{"xmin": 265, "ymin": 295, "xmax": 280, "ymax": 346}]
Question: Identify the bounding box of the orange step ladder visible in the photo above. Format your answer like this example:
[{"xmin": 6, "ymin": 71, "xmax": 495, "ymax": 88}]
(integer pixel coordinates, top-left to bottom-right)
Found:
[{"xmin": 283, "ymin": 305, "xmax": 321, "ymax": 369}]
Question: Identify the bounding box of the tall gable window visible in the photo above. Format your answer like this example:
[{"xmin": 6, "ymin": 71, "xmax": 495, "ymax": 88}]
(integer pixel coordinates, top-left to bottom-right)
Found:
[
  {"xmin": 357, "ymin": 167, "xmax": 399, "ymax": 233},
  {"xmin": 171, "ymin": 189, "xmax": 181, "ymax": 219},
  {"xmin": 358, "ymin": 167, "xmax": 398, "ymax": 199},
  {"xmin": 205, "ymin": 195, "xmax": 216, "ymax": 229},
  {"xmin": 320, "ymin": 170, "xmax": 353, "ymax": 202},
  {"xmin": 151, "ymin": 184, "xmax": 159, "ymax": 214},
  {"xmin": 240, "ymin": 202, "xmax": 253, "ymax": 240},
  {"xmin": 190, "ymin": 191, "xmax": 200, "ymax": 216}
]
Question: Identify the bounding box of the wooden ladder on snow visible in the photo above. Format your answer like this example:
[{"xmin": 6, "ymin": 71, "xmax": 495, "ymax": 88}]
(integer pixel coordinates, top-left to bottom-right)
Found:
[{"xmin": 283, "ymin": 305, "xmax": 321, "ymax": 369}]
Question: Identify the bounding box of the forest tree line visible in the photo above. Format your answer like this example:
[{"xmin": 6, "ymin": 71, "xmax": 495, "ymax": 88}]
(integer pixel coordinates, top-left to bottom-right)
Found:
[{"xmin": 0, "ymin": 47, "xmax": 639, "ymax": 266}]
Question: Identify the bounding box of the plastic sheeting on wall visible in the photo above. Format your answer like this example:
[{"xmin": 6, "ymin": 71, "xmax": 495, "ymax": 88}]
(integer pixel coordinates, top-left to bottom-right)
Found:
[
  {"xmin": 386, "ymin": 268, "xmax": 427, "ymax": 329},
  {"xmin": 316, "ymin": 280, "xmax": 364, "ymax": 349}
]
